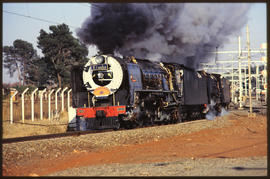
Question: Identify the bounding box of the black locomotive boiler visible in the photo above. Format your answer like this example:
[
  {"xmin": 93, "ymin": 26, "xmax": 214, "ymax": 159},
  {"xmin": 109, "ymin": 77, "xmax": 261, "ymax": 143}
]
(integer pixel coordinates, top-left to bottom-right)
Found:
[{"xmin": 68, "ymin": 54, "xmax": 231, "ymax": 131}]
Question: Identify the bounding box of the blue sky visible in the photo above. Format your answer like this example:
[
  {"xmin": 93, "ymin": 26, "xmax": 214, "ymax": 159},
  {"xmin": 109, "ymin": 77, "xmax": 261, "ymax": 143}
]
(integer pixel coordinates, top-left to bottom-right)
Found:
[{"xmin": 2, "ymin": 3, "xmax": 267, "ymax": 83}]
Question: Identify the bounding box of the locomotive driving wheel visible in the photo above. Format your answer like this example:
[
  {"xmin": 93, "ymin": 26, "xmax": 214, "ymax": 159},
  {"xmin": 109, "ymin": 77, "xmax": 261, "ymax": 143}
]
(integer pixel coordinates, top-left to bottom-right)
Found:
[
  {"xmin": 172, "ymin": 106, "xmax": 182, "ymax": 123},
  {"xmin": 113, "ymin": 117, "xmax": 121, "ymax": 130},
  {"xmin": 132, "ymin": 112, "xmax": 144, "ymax": 128}
]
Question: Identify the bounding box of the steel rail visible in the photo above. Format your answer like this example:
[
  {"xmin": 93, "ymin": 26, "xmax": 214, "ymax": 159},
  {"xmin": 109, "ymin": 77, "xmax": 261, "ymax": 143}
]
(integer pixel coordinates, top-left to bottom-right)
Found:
[
  {"xmin": 4, "ymin": 108, "xmax": 253, "ymax": 144},
  {"xmin": 2, "ymin": 129, "xmax": 113, "ymax": 144}
]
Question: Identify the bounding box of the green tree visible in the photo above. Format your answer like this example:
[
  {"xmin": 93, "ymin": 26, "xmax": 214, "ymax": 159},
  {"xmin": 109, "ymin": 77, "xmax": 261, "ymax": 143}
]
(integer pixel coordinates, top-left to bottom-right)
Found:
[
  {"xmin": 26, "ymin": 56, "xmax": 55, "ymax": 87},
  {"xmin": 3, "ymin": 39, "xmax": 39, "ymax": 85},
  {"xmin": 37, "ymin": 23, "xmax": 89, "ymax": 87}
]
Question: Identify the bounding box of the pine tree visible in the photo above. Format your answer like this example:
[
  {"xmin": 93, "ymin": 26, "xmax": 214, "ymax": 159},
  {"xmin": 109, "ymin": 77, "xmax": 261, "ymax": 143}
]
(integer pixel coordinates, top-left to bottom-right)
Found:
[
  {"xmin": 3, "ymin": 39, "xmax": 38, "ymax": 85},
  {"xmin": 37, "ymin": 23, "xmax": 89, "ymax": 87}
]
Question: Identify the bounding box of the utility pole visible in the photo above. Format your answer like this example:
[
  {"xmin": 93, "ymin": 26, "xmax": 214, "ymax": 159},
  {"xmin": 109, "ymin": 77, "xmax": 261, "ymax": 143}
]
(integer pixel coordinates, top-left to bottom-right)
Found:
[
  {"xmin": 262, "ymin": 44, "xmax": 267, "ymax": 102},
  {"xmin": 256, "ymin": 65, "xmax": 259, "ymax": 100},
  {"xmin": 245, "ymin": 68, "xmax": 248, "ymax": 96},
  {"xmin": 246, "ymin": 25, "xmax": 253, "ymax": 115},
  {"xmin": 200, "ymin": 32, "xmax": 266, "ymax": 108},
  {"xmin": 238, "ymin": 36, "xmax": 243, "ymax": 109},
  {"xmin": 231, "ymin": 67, "xmax": 234, "ymax": 103},
  {"xmin": 243, "ymin": 67, "xmax": 247, "ymax": 104}
]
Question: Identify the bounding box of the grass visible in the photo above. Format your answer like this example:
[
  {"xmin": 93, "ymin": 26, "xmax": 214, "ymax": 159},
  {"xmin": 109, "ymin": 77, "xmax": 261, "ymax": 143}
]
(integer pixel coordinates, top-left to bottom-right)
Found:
[
  {"xmin": 2, "ymin": 110, "xmax": 70, "ymax": 139},
  {"xmin": 2, "ymin": 97, "xmax": 69, "ymax": 122},
  {"xmin": 2, "ymin": 94, "xmax": 73, "ymax": 138}
]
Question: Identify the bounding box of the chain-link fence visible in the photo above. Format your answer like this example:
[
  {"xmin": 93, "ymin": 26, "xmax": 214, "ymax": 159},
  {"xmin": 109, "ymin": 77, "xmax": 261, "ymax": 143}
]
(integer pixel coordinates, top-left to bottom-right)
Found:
[{"xmin": 2, "ymin": 91, "xmax": 72, "ymax": 123}]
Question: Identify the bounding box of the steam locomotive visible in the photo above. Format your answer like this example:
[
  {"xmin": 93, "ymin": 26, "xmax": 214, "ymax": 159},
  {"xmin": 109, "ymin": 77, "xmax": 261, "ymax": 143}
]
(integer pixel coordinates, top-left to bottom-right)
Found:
[{"xmin": 68, "ymin": 54, "xmax": 231, "ymax": 131}]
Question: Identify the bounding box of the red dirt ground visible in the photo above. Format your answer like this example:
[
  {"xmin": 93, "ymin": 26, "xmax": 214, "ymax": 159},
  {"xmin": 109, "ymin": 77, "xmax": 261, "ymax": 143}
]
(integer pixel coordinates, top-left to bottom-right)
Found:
[{"xmin": 4, "ymin": 114, "xmax": 267, "ymax": 176}]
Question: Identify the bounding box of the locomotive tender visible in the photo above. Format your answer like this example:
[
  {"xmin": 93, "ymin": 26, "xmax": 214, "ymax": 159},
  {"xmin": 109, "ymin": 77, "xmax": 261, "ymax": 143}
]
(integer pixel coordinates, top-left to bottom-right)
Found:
[{"xmin": 69, "ymin": 54, "xmax": 231, "ymax": 131}]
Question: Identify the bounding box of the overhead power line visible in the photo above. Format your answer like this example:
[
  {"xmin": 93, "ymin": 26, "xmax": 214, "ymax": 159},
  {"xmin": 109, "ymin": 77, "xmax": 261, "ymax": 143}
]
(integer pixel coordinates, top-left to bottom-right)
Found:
[
  {"xmin": 3, "ymin": 10, "xmax": 79, "ymax": 29},
  {"xmin": 77, "ymin": 3, "xmax": 100, "ymax": 12},
  {"xmin": 77, "ymin": 3, "xmax": 101, "ymax": 10},
  {"xmin": 77, "ymin": 3, "xmax": 91, "ymax": 8}
]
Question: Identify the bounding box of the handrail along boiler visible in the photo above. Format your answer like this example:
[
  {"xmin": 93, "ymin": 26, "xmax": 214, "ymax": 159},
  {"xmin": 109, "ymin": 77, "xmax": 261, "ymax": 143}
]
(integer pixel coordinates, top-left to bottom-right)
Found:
[{"xmin": 70, "ymin": 54, "xmax": 231, "ymax": 130}]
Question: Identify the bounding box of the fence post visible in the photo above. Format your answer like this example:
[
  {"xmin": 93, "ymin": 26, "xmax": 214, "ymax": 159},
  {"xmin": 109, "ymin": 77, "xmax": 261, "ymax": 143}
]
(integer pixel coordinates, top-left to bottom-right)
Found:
[
  {"xmin": 48, "ymin": 89, "xmax": 55, "ymax": 120},
  {"xmin": 67, "ymin": 89, "xmax": 72, "ymax": 112},
  {"xmin": 10, "ymin": 90, "xmax": 18, "ymax": 124},
  {"xmin": 21, "ymin": 88, "xmax": 29, "ymax": 123},
  {"xmin": 55, "ymin": 88, "xmax": 61, "ymax": 112},
  {"xmin": 40, "ymin": 89, "xmax": 46, "ymax": 120},
  {"xmin": 31, "ymin": 88, "xmax": 38, "ymax": 122},
  {"xmin": 61, "ymin": 87, "xmax": 68, "ymax": 112}
]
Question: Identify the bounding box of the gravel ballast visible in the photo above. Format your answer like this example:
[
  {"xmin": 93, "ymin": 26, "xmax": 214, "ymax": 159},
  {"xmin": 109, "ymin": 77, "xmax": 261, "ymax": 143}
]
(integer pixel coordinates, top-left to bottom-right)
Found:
[
  {"xmin": 48, "ymin": 156, "xmax": 267, "ymax": 176},
  {"xmin": 2, "ymin": 117, "xmax": 230, "ymax": 168},
  {"xmin": 2, "ymin": 110, "xmax": 267, "ymax": 176}
]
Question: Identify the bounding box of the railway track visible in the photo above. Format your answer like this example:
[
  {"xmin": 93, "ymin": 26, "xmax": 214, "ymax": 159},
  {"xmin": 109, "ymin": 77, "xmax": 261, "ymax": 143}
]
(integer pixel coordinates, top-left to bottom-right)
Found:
[
  {"xmin": 5, "ymin": 108, "xmax": 255, "ymax": 145},
  {"xmin": 2, "ymin": 129, "xmax": 114, "ymax": 144},
  {"xmin": 2, "ymin": 118, "xmax": 212, "ymax": 144}
]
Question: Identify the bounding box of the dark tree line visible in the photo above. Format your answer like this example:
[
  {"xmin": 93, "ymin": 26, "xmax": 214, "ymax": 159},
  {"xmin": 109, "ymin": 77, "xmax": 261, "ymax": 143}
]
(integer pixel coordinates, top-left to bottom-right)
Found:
[
  {"xmin": 3, "ymin": 23, "xmax": 89, "ymax": 88},
  {"xmin": 3, "ymin": 39, "xmax": 39, "ymax": 86}
]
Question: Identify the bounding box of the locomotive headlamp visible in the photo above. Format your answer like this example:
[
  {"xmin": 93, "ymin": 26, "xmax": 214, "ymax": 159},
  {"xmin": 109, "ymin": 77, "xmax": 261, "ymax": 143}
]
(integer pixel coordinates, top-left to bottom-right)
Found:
[
  {"xmin": 97, "ymin": 72, "xmax": 104, "ymax": 79},
  {"xmin": 95, "ymin": 56, "xmax": 105, "ymax": 64}
]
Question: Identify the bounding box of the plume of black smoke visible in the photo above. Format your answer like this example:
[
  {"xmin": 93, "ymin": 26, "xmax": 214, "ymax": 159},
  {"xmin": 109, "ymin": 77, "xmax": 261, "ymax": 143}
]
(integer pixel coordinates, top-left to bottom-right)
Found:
[{"xmin": 77, "ymin": 3, "xmax": 251, "ymax": 69}]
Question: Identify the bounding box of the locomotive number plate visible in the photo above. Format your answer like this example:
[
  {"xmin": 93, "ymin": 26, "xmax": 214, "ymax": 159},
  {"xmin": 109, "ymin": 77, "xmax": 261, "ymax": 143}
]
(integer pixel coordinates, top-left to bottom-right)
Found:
[{"xmin": 91, "ymin": 64, "xmax": 108, "ymax": 71}]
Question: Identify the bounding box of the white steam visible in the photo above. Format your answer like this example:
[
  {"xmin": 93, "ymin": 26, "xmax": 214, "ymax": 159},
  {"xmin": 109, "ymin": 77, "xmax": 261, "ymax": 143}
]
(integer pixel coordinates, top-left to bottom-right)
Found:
[
  {"xmin": 206, "ymin": 100, "xmax": 216, "ymax": 120},
  {"xmin": 206, "ymin": 100, "xmax": 229, "ymax": 120}
]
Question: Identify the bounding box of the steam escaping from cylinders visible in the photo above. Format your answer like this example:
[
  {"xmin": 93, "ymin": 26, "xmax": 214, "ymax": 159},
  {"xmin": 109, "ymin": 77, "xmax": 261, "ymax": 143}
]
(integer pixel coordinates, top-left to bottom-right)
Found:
[
  {"xmin": 77, "ymin": 3, "xmax": 251, "ymax": 69},
  {"xmin": 205, "ymin": 100, "xmax": 216, "ymax": 120},
  {"xmin": 220, "ymin": 107, "xmax": 229, "ymax": 116},
  {"xmin": 205, "ymin": 100, "xmax": 229, "ymax": 120}
]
